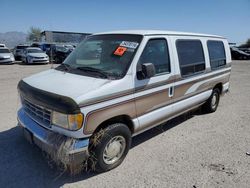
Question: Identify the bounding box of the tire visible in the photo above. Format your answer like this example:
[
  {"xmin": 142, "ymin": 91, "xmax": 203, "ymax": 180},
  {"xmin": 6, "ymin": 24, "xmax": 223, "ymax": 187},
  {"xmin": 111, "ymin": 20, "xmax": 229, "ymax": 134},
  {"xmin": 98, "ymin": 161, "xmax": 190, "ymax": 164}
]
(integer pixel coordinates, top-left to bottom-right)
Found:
[
  {"xmin": 24, "ymin": 57, "xmax": 28, "ymax": 64},
  {"xmin": 88, "ymin": 123, "xmax": 131, "ymax": 172},
  {"xmin": 55, "ymin": 56, "xmax": 60, "ymax": 64},
  {"xmin": 202, "ymin": 88, "xmax": 220, "ymax": 113}
]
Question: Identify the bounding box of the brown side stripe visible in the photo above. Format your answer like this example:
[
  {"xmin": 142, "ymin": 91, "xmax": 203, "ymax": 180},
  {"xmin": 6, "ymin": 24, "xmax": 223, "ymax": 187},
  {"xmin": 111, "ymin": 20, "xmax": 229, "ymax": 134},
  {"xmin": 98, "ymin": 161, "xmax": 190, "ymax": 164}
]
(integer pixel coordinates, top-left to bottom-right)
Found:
[{"xmin": 79, "ymin": 68, "xmax": 231, "ymax": 107}]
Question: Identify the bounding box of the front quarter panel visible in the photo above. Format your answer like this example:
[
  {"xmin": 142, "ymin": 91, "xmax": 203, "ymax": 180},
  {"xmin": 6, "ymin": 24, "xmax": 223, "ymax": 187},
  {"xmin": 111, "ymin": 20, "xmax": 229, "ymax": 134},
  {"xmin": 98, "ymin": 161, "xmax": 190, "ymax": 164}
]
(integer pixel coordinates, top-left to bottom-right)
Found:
[{"xmin": 79, "ymin": 74, "xmax": 136, "ymax": 136}]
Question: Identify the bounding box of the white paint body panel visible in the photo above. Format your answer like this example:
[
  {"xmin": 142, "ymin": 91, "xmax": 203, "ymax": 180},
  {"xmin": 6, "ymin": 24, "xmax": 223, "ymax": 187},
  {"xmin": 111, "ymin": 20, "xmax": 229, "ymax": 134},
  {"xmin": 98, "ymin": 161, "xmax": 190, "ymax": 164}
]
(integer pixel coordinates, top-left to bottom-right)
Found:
[
  {"xmin": 23, "ymin": 69, "xmax": 112, "ymax": 98},
  {"xmin": 133, "ymin": 90, "xmax": 212, "ymax": 135}
]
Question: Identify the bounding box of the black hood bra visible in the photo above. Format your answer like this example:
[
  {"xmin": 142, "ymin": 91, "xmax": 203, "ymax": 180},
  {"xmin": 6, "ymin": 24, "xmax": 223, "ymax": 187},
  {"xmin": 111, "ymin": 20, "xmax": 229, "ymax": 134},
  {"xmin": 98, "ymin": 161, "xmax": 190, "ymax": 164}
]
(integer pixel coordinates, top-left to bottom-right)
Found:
[{"xmin": 17, "ymin": 80, "xmax": 80, "ymax": 114}]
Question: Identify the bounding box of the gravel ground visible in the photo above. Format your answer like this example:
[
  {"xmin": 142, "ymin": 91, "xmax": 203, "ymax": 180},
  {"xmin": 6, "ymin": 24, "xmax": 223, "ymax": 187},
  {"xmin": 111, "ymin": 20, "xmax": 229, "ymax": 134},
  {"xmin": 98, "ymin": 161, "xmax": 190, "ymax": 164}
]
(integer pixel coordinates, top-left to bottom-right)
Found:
[{"xmin": 0, "ymin": 61, "xmax": 250, "ymax": 188}]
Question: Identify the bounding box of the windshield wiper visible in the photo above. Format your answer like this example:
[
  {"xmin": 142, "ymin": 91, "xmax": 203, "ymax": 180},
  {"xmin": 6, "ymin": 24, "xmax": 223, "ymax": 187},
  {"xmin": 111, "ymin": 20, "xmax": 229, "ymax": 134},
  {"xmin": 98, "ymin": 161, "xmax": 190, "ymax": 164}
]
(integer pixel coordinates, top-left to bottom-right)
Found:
[{"xmin": 76, "ymin": 66, "xmax": 108, "ymax": 78}]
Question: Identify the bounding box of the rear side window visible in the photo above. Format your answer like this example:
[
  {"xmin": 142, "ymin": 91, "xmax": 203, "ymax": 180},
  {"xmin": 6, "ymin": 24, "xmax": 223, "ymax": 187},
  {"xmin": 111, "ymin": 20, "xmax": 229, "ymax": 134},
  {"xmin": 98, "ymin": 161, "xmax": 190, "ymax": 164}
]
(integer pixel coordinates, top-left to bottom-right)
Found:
[
  {"xmin": 176, "ymin": 40, "xmax": 205, "ymax": 77},
  {"xmin": 138, "ymin": 39, "xmax": 171, "ymax": 76},
  {"xmin": 207, "ymin": 40, "xmax": 226, "ymax": 69}
]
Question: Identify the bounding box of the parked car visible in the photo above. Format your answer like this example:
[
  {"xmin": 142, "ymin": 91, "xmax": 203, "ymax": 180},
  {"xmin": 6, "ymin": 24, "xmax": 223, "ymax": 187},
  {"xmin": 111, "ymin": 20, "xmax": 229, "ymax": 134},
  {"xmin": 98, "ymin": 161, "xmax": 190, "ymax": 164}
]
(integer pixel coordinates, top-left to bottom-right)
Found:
[
  {"xmin": 0, "ymin": 47, "xmax": 15, "ymax": 64},
  {"xmin": 50, "ymin": 45, "xmax": 72, "ymax": 63},
  {"xmin": 230, "ymin": 47, "xmax": 250, "ymax": 60},
  {"xmin": 64, "ymin": 44, "xmax": 75, "ymax": 51},
  {"xmin": 17, "ymin": 30, "xmax": 231, "ymax": 172},
  {"xmin": 0, "ymin": 44, "xmax": 6, "ymax": 47},
  {"xmin": 13, "ymin": 44, "xmax": 30, "ymax": 60},
  {"xmin": 22, "ymin": 47, "xmax": 49, "ymax": 64},
  {"xmin": 238, "ymin": 47, "xmax": 250, "ymax": 54}
]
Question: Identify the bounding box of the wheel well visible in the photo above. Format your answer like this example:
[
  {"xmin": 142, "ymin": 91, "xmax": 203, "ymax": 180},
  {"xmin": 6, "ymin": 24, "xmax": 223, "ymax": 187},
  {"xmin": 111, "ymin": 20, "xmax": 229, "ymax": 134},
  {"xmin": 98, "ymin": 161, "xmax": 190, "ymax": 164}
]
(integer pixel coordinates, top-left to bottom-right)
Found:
[
  {"xmin": 213, "ymin": 83, "xmax": 223, "ymax": 94},
  {"xmin": 92, "ymin": 115, "xmax": 134, "ymax": 135}
]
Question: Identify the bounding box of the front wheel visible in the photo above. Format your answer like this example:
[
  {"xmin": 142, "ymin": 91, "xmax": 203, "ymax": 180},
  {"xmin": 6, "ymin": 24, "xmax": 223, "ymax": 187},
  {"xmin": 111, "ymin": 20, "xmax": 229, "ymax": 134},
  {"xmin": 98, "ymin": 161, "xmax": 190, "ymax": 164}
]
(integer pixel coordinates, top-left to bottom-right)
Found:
[
  {"xmin": 25, "ymin": 57, "xmax": 29, "ymax": 64},
  {"xmin": 202, "ymin": 88, "xmax": 220, "ymax": 113},
  {"xmin": 88, "ymin": 123, "xmax": 131, "ymax": 172}
]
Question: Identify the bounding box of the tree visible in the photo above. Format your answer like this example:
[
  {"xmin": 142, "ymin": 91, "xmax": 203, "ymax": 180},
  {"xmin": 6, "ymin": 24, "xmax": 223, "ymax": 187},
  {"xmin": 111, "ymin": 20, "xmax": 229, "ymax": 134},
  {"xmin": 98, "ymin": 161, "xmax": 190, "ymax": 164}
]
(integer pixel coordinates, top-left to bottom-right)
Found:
[
  {"xmin": 239, "ymin": 38, "xmax": 250, "ymax": 48},
  {"xmin": 27, "ymin": 27, "xmax": 42, "ymax": 42}
]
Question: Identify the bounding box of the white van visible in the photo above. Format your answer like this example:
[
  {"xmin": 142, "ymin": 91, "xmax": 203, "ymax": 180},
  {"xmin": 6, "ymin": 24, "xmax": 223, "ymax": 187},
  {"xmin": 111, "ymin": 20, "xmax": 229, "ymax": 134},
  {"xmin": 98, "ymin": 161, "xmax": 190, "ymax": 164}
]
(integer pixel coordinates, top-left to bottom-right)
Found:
[{"xmin": 17, "ymin": 30, "xmax": 231, "ymax": 172}]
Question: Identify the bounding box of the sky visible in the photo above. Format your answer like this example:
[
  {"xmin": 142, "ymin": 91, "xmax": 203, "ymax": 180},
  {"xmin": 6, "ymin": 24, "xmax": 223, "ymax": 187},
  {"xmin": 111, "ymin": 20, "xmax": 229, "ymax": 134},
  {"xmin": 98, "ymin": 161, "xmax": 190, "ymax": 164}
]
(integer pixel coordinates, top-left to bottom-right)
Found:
[{"xmin": 1, "ymin": 0, "xmax": 250, "ymax": 44}]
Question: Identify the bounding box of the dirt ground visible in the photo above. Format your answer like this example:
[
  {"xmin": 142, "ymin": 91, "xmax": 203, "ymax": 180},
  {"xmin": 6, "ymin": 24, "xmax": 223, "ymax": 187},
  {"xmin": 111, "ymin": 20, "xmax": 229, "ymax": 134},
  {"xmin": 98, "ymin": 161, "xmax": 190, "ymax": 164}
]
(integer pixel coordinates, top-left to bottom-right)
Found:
[{"xmin": 0, "ymin": 61, "xmax": 250, "ymax": 188}]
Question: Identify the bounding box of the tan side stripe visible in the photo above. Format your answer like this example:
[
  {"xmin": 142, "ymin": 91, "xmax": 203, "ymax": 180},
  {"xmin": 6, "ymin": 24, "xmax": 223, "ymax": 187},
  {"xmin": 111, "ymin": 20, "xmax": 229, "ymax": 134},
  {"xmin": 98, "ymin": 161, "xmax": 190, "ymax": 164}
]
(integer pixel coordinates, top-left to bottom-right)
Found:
[
  {"xmin": 79, "ymin": 69, "xmax": 231, "ymax": 107},
  {"xmin": 84, "ymin": 88, "xmax": 210, "ymax": 134}
]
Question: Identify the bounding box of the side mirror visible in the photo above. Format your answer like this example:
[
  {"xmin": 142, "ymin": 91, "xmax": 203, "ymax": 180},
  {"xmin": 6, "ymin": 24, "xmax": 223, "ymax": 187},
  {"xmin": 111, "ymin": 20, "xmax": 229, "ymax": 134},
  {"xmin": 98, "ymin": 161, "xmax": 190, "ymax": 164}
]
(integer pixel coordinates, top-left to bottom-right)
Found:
[{"xmin": 141, "ymin": 63, "xmax": 156, "ymax": 79}]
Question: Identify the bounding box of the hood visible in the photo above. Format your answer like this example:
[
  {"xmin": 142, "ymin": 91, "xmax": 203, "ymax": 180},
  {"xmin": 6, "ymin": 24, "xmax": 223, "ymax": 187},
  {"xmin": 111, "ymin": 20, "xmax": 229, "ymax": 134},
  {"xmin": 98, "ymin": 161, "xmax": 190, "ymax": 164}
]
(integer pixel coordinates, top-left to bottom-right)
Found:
[
  {"xmin": 0, "ymin": 53, "xmax": 11, "ymax": 58},
  {"xmin": 28, "ymin": 53, "xmax": 47, "ymax": 58},
  {"xmin": 22, "ymin": 69, "xmax": 111, "ymax": 100}
]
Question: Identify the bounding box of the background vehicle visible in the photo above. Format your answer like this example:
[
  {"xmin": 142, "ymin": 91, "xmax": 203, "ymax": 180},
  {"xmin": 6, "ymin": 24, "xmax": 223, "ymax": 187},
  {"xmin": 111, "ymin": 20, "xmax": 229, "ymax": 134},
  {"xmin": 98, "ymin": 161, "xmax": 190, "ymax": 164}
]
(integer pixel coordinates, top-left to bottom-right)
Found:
[
  {"xmin": 0, "ymin": 44, "xmax": 6, "ymax": 47},
  {"xmin": 0, "ymin": 47, "xmax": 15, "ymax": 64},
  {"xmin": 50, "ymin": 45, "xmax": 72, "ymax": 63},
  {"xmin": 230, "ymin": 47, "xmax": 250, "ymax": 60},
  {"xmin": 238, "ymin": 47, "xmax": 250, "ymax": 54},
  {"xmin": 13, "ymin": 44, "xmax": 30, "ymax": 60},
  {"xmin": 22, "ymin": 47, "xmax": 49, "ymax": 64},
  {"xmin": 63, "ymin": 44, "xmax": 75, "ymax": 51},
  {"xmin": 31, "ymin": 42, "xmax": 54, "ymax": 53}
]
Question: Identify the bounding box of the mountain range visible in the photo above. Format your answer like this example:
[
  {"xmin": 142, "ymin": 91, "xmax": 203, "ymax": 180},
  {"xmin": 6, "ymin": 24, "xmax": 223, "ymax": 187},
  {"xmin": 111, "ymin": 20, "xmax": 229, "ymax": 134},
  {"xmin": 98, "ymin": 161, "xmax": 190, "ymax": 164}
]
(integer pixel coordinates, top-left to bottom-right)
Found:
[{"xmin": 0, "ymin": 31, "xmax": 27, "ymax": 48}]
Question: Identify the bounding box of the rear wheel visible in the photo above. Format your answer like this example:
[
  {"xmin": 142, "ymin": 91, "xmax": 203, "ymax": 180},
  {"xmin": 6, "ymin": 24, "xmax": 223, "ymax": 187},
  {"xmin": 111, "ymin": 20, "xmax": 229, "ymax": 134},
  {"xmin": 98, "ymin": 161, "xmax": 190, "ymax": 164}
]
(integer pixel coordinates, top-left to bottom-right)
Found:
[
  {"xmin": 202, "ymin": 88, "xmax": 220, "ymax": 113},
  {"xmin": 88, "ymin": 123, "xmax": 131, "ymax": 172}
]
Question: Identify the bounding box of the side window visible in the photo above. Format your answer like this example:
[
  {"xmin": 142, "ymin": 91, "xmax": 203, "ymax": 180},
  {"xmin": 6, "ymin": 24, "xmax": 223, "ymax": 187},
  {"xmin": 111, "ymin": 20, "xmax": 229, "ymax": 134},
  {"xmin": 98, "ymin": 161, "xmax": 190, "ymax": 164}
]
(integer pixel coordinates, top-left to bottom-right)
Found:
[
  {"xmin": 137, "ymin": 39, "xmax": 170, "ymax": 78},
  {"xmin": 207, "ymin": 40, "xmax": 226, "ymax": 69},
  {"xmin": 176, "ymin": 40, "xmax": 205, "ymax": 77}
]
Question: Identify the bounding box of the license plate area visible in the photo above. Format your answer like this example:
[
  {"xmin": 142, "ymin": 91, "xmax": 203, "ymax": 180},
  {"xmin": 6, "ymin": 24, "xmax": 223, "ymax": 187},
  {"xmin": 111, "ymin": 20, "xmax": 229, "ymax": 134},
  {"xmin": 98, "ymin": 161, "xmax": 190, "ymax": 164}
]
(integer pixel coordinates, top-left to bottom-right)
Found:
[{"xmin": 23, "ymin": 128, "xmax": 33, "ymax": 144}]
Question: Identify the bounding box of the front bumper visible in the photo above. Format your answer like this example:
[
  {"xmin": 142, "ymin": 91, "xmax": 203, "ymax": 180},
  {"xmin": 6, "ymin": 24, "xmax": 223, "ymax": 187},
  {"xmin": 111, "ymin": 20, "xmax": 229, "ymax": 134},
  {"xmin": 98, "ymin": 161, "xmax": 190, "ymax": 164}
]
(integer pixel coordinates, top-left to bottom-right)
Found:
[
  {"xmin": 0, "ymin": 58, "xmax": 14, "ymax": 64},
  {"xmin": 28, "ymin": 58, "xmax": 49, "ymax": 63},
  {"xmin": 17, "ymin": 108, "xmax": 89, "ymax": 166}
]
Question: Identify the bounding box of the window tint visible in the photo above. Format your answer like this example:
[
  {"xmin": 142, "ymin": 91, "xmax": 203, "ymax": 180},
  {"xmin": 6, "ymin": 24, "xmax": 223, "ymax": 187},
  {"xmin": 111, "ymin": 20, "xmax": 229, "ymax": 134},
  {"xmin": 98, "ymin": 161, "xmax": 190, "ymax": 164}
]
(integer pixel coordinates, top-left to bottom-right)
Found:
[
  {"xmin": 176, "ymin": 40, "xmax": 205, "ymax": 77},
  {"xmin": 207, "ymin": 40, "xmax": 226, "ymax": 69},
  {"xmin": 138, "ymin": 39, "xmax": 170, "ymax": 77}
]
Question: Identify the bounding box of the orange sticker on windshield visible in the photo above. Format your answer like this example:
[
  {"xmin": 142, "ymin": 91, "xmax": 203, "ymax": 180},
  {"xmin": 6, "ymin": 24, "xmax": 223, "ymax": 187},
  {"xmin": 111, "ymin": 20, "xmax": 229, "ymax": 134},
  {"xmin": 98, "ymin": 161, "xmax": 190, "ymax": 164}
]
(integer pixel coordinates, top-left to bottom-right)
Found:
[{"xmin": 114, "ymin": 46, "xmax": 127, "ymax": 56}]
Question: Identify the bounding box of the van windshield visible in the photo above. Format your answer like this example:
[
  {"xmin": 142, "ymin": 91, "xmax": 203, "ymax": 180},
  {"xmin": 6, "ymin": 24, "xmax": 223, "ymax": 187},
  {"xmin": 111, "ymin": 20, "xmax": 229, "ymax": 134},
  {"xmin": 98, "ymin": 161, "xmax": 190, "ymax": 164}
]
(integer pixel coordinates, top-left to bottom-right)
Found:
[{"xmin": 60, "ymin": 34, "xmax": 142, "ymax": 79}]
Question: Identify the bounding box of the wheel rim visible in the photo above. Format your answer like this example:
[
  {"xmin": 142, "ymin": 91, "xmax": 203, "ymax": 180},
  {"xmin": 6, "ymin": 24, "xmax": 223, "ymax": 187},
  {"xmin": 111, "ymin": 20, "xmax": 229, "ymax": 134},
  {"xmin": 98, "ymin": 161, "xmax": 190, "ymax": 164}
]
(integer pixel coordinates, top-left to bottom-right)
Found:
[
  {"xmin": 103, "ymin": 135, "xmax": 126, "ymax": 165},
  {"xmin": 211, "ymin": 93, "xmax": 218, "ymax": 109}
]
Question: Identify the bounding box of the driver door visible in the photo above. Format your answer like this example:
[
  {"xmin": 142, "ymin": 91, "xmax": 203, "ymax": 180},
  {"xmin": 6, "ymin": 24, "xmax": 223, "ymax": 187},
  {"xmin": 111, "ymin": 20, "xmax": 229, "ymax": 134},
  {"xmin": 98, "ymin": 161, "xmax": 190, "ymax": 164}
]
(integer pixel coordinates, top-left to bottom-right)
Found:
[{"xmin": 134, "ymin": 37, "xmax": 175, "ymax": 131}]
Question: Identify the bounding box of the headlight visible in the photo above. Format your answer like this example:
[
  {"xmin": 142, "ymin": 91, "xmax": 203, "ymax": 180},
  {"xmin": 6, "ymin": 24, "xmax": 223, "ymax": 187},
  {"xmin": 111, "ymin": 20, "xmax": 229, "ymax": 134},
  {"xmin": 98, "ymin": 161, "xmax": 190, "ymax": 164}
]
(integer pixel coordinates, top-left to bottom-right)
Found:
[{"xmin": 52, "ymin": 111, "xmax": 83, "ymax": 130}]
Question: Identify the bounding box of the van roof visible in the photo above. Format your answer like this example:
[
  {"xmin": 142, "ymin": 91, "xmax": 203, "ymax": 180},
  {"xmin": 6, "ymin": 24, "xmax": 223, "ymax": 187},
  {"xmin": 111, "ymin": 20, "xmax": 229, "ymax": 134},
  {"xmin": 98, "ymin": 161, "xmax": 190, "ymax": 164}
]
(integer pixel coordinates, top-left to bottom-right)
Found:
[{"xmin": 94, "ymin": 30, "xmax": 225, "ymax": 39}]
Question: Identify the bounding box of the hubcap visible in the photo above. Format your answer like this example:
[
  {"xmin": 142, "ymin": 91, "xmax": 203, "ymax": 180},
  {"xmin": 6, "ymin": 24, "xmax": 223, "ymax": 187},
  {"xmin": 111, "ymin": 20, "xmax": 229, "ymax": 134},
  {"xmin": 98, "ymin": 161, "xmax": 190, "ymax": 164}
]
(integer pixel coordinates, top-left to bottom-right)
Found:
[
  {"xmin": 103, "ymin": 136, "xmax": 126, "ymax": 165},
  {"xmin": 211, "ymin": 93, "xmax": 218, "ymax": 109}
]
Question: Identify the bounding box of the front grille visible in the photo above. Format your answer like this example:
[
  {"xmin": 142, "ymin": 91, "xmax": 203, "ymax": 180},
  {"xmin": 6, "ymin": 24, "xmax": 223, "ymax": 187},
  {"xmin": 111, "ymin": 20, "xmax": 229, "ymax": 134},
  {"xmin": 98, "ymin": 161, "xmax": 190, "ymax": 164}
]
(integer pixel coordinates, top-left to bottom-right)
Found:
[{"xmin": 21, "ymin": 97, "xmax": 52, "ymax": 128}]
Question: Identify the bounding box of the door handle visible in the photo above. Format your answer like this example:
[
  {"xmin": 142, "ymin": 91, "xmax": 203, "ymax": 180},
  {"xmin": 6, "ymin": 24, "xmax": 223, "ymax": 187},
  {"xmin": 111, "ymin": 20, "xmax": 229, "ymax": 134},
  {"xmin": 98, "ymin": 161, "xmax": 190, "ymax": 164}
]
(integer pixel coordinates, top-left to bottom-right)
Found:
[{"xmin": 169, "ymin": 86, "xmax": 174, "ymax": 97}]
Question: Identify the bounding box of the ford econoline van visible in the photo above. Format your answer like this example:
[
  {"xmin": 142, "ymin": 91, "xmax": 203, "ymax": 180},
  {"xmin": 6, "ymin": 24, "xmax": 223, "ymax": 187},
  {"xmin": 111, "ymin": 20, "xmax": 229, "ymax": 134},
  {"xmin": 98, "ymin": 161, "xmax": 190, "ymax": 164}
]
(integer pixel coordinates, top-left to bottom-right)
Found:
[{"xmin": 17, "ymin": 30, "xmax": 231, "ymax": 172}]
